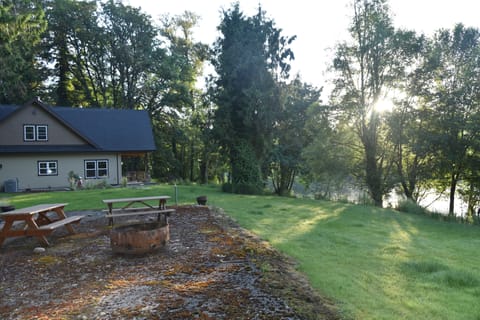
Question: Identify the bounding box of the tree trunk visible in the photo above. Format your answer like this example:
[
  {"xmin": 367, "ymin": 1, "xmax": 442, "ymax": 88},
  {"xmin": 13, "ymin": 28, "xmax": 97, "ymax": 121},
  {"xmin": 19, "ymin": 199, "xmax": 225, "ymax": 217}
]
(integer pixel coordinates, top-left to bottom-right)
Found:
[
  {"xmin": 190, "ymin": 139, "xmax": 195, "ymax": 182},
  {"xmin": 199, "ymin": 150, "xmax": 209, "ymax": 185},
  {"xmin": 448, "ymin": 172, "xmax": 457, "ymax": 216},
  {"xmin": 367, "ymin": 162, "xmax": 383, "ymax": 207},
  {"xmin": 364, "ymin": 140, "xmax": 383, "ymax": 207},
  {"xmin": 466, "ymin": 182, "xmax": 475, "ymax": 218}
]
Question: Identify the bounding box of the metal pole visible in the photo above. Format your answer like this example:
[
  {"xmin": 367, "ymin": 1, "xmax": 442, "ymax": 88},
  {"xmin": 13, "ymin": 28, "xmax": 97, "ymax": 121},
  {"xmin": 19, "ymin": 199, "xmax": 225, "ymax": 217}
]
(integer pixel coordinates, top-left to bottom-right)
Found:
[{"xmin": 174, "ymin": 184, "xmax": 178, "ymax": 206}]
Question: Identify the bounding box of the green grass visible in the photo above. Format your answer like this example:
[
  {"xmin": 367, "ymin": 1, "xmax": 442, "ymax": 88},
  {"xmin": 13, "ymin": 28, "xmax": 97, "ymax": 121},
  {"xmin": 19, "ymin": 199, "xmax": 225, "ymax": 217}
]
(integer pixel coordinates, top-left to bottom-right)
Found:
[{"xmin": 3, "ymin": 184, "xmax": 480, "ymax": 319}]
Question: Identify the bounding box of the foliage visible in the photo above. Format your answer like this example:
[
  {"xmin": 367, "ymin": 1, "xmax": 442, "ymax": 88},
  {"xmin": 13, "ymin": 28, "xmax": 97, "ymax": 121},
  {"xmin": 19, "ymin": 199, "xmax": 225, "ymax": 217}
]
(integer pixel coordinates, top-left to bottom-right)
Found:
[
  {"xmin": 230, "ymin": 139, "xmax": 263, "ymax": 194},
  {"xmin": 67, "ymin": 170, "xmax": 82, "ymax": 190},
  {"xmin": 42, "ymin": 0, "xmax": 96, "ymax": 106},
  {"xmin": 0, "ymin": 0, "xmax": 47, "ymax": 104},
  {"xmin": 396, "ymin": 198, "xmax": 428, "ymax": 215},
  {"xmin": 3, "ymin": 0, "xmax": 480, "ymax": 216},
  {"xmin": 153, "ymin": 11, "xmax": 210, "ymax": 182},
  {"xmin": 386, "ymin": 96, "xmax": 434, "ymax": 202},
  {"xmin": 303, "ymin": 102, "xmax": 359, "ymax": 199},
  {"xmin": 270, "ymin": 77, "xmax": 322, "ymax": 196},
  {"xmin": 221, "ymin": 182, "xmax": 233, "ymax": 193},
  {"xmin": 330, "ymin": 0, "xmax": 422, "ymax": 206},
  {"xmin": 410, "ymin": 24, "xmax": 480, "ymax": 215},
  {"xmin": 41, "ymin": 1, "xmax": 212, "ymax": 183},
  {"xmin": 211, "ymin": 3, "xmax": 295, "ymax": 194}
]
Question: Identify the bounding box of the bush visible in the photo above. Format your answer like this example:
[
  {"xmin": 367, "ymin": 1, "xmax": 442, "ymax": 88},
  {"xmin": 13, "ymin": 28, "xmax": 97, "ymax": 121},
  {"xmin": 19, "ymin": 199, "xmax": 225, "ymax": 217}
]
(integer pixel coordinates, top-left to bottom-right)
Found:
[
  {"xmin": 222, "ymin": 183, "xmax": 233, "ymax": 193},
  {"xmin": 396, "ymin": 199, "xmax": 427, "ymax": 215},
  {"xmin": 68, "ymin": 171, "xmax": 82, "ymax": 190},
  {"xmin": 221, "ymin": 182, "xmax": 263, "ymax": 195},
  {"xmin": 233, "ymin": 183, "xmax": 263, "ymax": 195}
]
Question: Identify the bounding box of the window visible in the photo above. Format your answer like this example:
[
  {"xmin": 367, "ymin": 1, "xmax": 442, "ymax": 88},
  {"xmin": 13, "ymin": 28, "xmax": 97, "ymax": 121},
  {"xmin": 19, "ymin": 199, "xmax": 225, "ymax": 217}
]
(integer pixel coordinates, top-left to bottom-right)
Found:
[
  {"xmin": 24, "ymin": 124, "xmax": 48, "ymax": 141},
  {"xmin": 24, "ymin": 125, "xmax": 35, "ymax": 141},
  {"xmin": 38, "ymin": 161, "xmax": 58, "ymax": 176},
  {"xmin": 85, "ymin": 160, "xmax": 109, "ymax": 179},
  {"xmin": 36, "ymin": 125, "xmax": 48, "ymax": 141}
]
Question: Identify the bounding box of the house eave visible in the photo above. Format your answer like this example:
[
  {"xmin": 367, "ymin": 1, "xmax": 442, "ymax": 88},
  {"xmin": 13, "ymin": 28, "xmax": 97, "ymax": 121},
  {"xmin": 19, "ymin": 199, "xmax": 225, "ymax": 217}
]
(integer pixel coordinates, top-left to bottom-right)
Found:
[{"xmin": 0, "ymin": 146, "xmax": 156, "ymax": 154}]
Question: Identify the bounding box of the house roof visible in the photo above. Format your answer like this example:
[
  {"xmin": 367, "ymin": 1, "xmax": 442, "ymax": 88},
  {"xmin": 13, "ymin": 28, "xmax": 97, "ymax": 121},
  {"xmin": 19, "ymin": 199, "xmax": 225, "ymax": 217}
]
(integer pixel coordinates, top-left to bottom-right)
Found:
[
  {"xmin": 0, "ymin": 98, "xmax": 156, "ymax": 153},
  {"xmin": 0, "ymin": 105, "xmax": 17, "ymax": 120}
]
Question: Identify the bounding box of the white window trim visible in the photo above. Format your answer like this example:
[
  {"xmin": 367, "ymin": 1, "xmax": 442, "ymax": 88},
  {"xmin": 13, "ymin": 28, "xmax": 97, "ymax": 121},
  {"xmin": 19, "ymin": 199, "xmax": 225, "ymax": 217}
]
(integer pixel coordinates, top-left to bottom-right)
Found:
[
  {"xmin": 36, "ymin": 125, "xmax": 48, "ymax": 141},
  {"xmin": 24, "ymin": 124, "xmax": 48, "ymax": 141},
  {"xmin": 38, "ymin": 160, "xmax": 58, "ymax": 176},
  {"xmin": 24, "ymin": 125, "xmax": 36, "ymax": 141},
  {"xmin": 84, "ymin": 160, "xmax": 109, "ymax": 179}
]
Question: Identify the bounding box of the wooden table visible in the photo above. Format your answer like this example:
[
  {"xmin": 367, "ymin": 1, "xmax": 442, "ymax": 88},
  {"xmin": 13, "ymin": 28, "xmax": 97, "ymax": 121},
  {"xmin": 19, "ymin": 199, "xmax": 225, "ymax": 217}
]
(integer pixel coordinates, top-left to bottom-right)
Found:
[
  {"xmin": 102, "ymin": 196, "xmax": 174, "ymax": 226},
  {"xmin": 0, "ymin": 203, "xmax": 83, "ymax": 247}
]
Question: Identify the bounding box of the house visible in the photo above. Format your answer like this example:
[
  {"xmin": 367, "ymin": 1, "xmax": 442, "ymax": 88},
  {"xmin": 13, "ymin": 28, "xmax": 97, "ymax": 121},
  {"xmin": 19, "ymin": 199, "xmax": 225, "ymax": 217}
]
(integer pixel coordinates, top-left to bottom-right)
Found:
[{"xmin": 0, "ymin": 98, "xmax": 156, "ymax": 192}]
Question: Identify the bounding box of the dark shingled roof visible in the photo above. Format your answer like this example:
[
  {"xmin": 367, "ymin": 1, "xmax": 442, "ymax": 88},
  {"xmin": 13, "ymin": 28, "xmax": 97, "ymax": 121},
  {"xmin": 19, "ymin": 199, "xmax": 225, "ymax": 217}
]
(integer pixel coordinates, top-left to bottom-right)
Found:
[
  {"xmin": 0, "ymin": 100, "xmax": 156, "ymax": 153},
  {"xmin": 54, "ymin": 106, "xmax": 156, "ymax": 152},
  {"xmin": 0, "ymin": 105, "xmax": 17, "ymax": 120}
]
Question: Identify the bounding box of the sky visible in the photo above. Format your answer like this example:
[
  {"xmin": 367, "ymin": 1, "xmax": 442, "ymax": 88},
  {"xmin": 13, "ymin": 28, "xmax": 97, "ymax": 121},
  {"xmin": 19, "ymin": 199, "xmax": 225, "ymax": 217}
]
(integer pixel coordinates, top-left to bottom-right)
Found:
[{"xmin": 123, "ymin": 0, "xmax": 480, "ymax": 98}]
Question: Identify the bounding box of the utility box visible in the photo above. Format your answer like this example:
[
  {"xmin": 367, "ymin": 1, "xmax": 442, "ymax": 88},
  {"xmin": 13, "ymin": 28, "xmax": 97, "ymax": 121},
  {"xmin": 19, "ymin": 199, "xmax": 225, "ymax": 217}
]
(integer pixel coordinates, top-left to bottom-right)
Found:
[{"xmin": 4, "ymin": 179, "xmax": 18, "ymax": 193}]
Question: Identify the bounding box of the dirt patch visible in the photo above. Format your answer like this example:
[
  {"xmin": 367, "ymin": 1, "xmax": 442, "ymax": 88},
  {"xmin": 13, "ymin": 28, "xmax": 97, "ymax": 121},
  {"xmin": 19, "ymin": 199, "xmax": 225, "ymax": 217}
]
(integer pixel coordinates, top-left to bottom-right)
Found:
[{"xmin": 0, "ymin": 206, "xmax": 339, "ymax": 319}]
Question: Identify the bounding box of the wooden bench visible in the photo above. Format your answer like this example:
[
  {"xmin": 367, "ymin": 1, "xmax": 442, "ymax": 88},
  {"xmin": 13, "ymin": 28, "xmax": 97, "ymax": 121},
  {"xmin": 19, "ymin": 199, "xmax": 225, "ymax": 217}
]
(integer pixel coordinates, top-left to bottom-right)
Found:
[
  {"xmin": 38, "ymin": 215, "xmax": 83, "ymax": 231},
  {"xmin": 102, "ymin": 207, "xmax": 160, "ymax": 213},
  {"xmin": 103, "ymin": 209, "xmax": 175, "ymax": 219}
]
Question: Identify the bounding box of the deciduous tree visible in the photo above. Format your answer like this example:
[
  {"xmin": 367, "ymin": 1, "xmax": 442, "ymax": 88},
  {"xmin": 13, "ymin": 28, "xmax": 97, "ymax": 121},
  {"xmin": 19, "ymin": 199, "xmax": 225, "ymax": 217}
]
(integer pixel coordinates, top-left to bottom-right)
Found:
[
  {"xmin": 414, "ymin": 24, "xmax": 480, "ymax": 215},
  {"xmin": 330, "ymin": 0, "xmax": 420, "ymax": 206},
  {"xmin": 270, "ymin": 77, "xmax": 321, "ymax": 196}
]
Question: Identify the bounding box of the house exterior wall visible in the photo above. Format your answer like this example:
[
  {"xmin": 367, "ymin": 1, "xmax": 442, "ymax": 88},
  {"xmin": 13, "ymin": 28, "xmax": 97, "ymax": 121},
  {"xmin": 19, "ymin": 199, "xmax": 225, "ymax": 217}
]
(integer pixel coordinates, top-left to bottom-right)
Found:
[
  {"xmin": 0, "ymin": 153, "xmax": 123, "ymax": 191},
  {"xmin": 0, "ymin": 104, "xmax": 87, "ymax": 146}
]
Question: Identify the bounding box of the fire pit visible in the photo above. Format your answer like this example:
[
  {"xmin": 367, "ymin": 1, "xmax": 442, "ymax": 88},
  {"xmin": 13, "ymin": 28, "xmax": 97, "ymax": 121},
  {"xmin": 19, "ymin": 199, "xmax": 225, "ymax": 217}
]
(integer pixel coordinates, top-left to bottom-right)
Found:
[{"xmin": 110, "ymin": 222, "xmax": 169, "ymax": 255}]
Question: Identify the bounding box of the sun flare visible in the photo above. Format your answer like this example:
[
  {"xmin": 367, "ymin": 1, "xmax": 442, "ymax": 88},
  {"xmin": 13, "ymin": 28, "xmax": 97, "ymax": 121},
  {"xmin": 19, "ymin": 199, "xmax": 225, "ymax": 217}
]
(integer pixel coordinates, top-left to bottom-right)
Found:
[{"xmin": 374, "ymin": 98, "xmax": 395, "ymax": 113}]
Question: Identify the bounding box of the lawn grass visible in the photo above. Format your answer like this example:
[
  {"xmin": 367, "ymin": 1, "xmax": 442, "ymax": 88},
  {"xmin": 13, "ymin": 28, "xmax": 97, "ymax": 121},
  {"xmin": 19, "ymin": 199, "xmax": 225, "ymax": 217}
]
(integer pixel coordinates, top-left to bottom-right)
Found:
[{"xmin": 2, "ymin": 184, "xmax": 480, "ymax": 319}]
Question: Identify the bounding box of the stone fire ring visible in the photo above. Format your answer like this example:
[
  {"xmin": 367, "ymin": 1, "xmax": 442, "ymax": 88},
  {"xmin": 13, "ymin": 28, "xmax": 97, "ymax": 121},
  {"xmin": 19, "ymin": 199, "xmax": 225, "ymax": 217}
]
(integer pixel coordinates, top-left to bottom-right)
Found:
[{"xmin": 110, "ymin": 222, "xmax": 169, "ymax": 255}]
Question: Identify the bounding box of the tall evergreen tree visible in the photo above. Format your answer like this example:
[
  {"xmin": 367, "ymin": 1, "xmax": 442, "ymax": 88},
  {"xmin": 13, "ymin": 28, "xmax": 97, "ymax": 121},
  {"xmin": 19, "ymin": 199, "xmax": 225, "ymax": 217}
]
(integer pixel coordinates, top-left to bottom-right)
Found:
[{"xmin": 211, "ymin": 3, "xmax": 294, "ymax": 193}]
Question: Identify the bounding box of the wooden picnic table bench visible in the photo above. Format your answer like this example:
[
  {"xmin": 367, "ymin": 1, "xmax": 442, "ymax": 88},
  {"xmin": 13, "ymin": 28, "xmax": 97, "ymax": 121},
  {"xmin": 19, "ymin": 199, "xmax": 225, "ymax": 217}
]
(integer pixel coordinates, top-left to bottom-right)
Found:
[
  {"xmin": 0, "ymin": 203, "xmax": 83, "ymax": 247},
  {"xmin": 102, "ymin": 196, "xmax": 174, "ymax": 226}
]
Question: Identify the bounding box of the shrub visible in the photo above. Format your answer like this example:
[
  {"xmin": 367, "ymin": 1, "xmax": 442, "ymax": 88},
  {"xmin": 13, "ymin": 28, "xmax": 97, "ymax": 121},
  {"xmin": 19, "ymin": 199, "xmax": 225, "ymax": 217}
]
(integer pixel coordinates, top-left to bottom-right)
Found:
[
  {"xmin": 222, "ymin": 183, "xmax": 233, "ymax": 193},
  {"xmin": 396, "ymin": 199, "xmax": 427, "ymax": 215},
  {"xmin": 221, "ymin": 182, "xmax": 263, "ymax": 195},
  {"xmin": 67, "ymin": 171, "xmax": 82, "ymax": 190},
  {"xmin": 233, "ymin": 183, "xmax": 263, "ymax": 195}
]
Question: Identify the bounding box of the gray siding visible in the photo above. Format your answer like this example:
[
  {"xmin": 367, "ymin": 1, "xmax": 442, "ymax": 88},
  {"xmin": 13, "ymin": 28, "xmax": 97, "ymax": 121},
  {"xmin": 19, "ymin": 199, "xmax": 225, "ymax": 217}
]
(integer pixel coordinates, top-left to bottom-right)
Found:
[
  {"xmin": 0, "ymin": 153, "xmax": 122, "ymax": 191},
  {"xmin": 0, "ymin": 104, "xmax": 87, "ymax": 146}
]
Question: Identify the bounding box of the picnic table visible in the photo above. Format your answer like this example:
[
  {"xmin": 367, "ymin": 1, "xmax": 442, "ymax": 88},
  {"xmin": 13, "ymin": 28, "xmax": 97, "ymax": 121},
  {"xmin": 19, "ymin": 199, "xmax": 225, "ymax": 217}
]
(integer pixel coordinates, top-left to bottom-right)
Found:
[
  {"xmin": 0, "ymin": 203, "xmax": 83, "ymax": 247},
  {"xmin": 102, "ymin": 196, "xmax": 175, "ymax": 226}
]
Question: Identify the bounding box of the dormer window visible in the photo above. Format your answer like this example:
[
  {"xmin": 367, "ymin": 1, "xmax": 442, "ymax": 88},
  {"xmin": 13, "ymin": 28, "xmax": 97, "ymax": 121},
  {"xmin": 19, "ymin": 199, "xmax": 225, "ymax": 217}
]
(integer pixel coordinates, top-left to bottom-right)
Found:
[{"xmin": 24, "ymin": 124, "xmax": 48, "ymax": 141}]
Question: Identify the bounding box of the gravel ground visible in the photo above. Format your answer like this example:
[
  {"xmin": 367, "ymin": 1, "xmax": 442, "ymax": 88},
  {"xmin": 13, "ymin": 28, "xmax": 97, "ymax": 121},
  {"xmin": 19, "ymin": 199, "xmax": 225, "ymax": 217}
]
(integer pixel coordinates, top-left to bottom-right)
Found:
[{"xmin": 0, "ymin": 206, "xmax": 339, "ymax": 320}]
